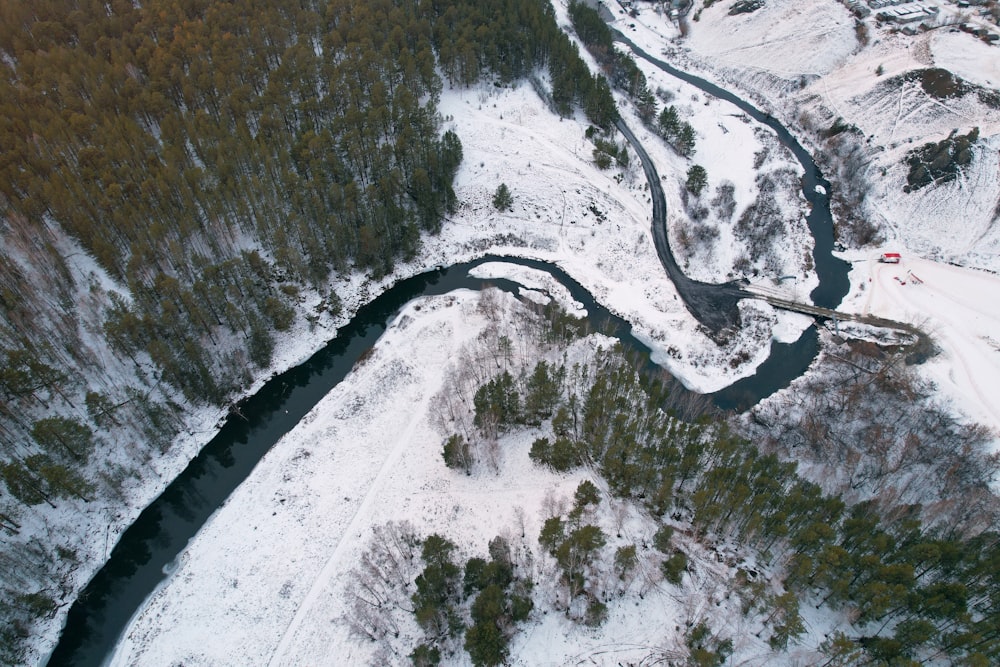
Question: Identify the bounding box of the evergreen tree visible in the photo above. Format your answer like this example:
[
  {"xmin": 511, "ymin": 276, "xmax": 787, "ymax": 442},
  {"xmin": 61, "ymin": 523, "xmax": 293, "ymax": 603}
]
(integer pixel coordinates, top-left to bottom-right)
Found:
[
  {"xmin": 31, "ymin": 417, "xmax": 95, "ymax": 464},
  {"xmin": 686, "ymin": 165, "xmax": 708, "ymax": 197},
  {"xmin": 523, "ymin": 360, "xmax": 561, "ymax": 424},
  {"xmin": 412, "ymin": 534, "xmax": 463, "ymax": 641},
  {"xmin": 676, "ymin": 123, "xmax": 697, "ymax": 156},
  {"xmin": 555, "ymin": 524, "xmax": 606, "ymax": 598},
  {"xmin": 614, "ymin": 544, "xmax": 638, "ymax": 580},
  {"xmin": 539, "ymin": 516, "xmax": 566, "ymax": 556},
  {"xmin": 473, "ymin": 371, "xmax": 520, "ymax": 437},
  {"xmin": 659, "ymin": 106, "xmax": 680, "ymax": 136},
  {"xmin": 443, "ymin": 434, "xmax": 474, "ymax": 473},
  {"xmin": 661, "ymin": 550, "xmax": 687, "ymax": 585},
  {"xmin": 492, "ymin": 183, "xmax": 514, "ymax": 212},
  {"xmin": 410, "ymin": 643, "xmax": 441, "ymax": 666}
]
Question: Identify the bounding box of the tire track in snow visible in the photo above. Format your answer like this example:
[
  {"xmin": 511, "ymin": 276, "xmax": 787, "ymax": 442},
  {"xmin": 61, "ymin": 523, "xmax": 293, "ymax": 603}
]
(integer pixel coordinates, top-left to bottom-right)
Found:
[
  {"xmin": 266, "ymin": 380, "xmax": 433, "ymax": 667},
  {"xmin": 887, "ymin": 84, "xmax": 906, "ymax": 145},
  {"xmin": 963, "ymin": 147, "xmax": 1000, "ymax": 251}
]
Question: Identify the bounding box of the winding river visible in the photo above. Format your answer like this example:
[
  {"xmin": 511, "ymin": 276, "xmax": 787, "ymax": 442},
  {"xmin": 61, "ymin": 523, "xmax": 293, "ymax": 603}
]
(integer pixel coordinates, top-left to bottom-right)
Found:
[
  {"xmin": 49, "ymin": 37, "xmax": 850, "ymax": 667},
  {"xmin": 48, "ymin": 256, "xmax": 724, "ymax": 666}
]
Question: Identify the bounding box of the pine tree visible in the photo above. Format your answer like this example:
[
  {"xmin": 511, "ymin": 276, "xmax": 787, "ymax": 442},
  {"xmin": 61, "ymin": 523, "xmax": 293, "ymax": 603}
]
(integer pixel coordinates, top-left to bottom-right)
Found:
[
  {"xmin": 523, "ymin": 360, "xmax": 561, "ymax": 424},
  {"xmin": 492, "ymin": 183, "xmax": 513, "ymax": 212},
  {"xmin": 686, "ymin": 165, "xmax": 708, "ymax": 197},
  {"xmin": 659, "ymin": 106, "xmax": 680, "ymax": 136}
]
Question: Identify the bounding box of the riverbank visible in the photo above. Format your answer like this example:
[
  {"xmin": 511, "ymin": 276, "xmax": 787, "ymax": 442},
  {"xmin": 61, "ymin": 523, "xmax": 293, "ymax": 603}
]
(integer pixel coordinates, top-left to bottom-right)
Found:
[
  {"xmin": 100, "ymin": 255, "xmax": 1000, "ymax": 665},
  {"xmin": 107, "ymin": 290, "xmax": 619, "ymax": 665}
]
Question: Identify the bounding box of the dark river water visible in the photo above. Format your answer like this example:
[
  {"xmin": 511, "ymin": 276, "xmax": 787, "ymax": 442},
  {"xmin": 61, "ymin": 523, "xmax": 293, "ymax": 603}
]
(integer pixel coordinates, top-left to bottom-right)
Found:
[{"xmin": 48, "ymin": 40, "xmax": 852, "ymax": 667}]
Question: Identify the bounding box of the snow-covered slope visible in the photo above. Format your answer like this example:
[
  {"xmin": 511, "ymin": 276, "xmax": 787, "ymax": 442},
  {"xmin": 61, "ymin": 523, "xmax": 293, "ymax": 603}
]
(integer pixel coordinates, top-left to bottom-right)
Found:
[
  {"xmin": 422, "ymin": 81, "xmax": 811, "ymax": 393},
  {"xmin": 684, "ymin": 0, "xmax": 858, "ymax": 76},
  {"xmin": 622, "ymin": 0, "xmax": 1000, "ymax": 272}
]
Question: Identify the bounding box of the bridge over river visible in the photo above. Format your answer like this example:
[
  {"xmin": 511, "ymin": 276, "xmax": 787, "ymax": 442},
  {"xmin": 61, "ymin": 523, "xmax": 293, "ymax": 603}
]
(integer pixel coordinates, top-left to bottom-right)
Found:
[{"xmin": 742, "ymin": 283, "xmax": 928, "ymax": 346}]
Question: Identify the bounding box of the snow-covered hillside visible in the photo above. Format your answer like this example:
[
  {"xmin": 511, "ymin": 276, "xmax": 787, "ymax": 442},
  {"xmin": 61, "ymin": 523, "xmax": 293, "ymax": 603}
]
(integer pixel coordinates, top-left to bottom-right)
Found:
[{"xmin": 621, "ymin": 0, "xmax": 1000, "ymax": 271}]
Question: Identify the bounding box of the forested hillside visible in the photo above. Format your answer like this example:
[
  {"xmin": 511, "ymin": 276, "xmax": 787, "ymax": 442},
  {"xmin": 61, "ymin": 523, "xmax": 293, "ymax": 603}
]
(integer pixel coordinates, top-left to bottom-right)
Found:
[
  {"xmin": 429, "ymin": 327, "xmax": 1000, "ymax": 665},
  {"xmin": 0, "ymin": 0, "xmax": 618, "ymax": 661}
]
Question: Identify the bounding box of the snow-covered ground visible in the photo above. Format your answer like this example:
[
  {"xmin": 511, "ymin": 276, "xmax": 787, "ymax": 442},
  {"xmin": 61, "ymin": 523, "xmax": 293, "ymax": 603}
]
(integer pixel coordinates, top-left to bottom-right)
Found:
[
  {"xmin": 842, "ymin": 253, "xmax": 1000, "ymax": 435},
  {"xmin": 108, "ymin": 288, "xmax": 849, "ymax": 667},
  {"xmin": 46, "ymin": 1, "xmax": 1000, "ymax": 664},
  {"xmin": 102, "ymin": 47, "xmax": 835, "ymax": 661},
  {"xmin": 106, "ymin": 256, "xmax": 1000, "ymax": 666},
  {"xmin": 931, "ymin": 30, "xmax": 1000, "ymax": 89},
  {"xmin": 621, "ymin": 0, "xmax": 1000, "ymax": 271},
  {"xmin": 110, "ymin": 290, "xmax": 536, "ymax": 665}
]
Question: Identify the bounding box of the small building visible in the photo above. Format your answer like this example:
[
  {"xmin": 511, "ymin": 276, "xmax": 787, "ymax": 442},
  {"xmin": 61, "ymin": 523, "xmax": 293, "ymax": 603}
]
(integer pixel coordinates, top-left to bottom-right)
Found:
[
  {"xmin": 896, "ymin": 10, "xmax": 928, "ymax": 22},
  {"xmin": 880, "ymin": 252, "xmax": 902, "ymax": 263}
]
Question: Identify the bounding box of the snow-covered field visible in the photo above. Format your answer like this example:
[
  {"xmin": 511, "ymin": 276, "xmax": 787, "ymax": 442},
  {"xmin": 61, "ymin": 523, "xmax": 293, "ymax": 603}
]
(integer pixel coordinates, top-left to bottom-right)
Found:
[
  {"xmin": 50, "ymin": 1, "xmax": 1000, "ymax": 664},
  {"xmin": 420, "ymin": 80, "xmax": 810, "ymax": 393},
  {"xmin": 110, "ymin": 290, "xmax": 536, "ymax": 665},
  {"xmin": 843, "ymin": 253, "xmax": 1000, "ymax": 435}
]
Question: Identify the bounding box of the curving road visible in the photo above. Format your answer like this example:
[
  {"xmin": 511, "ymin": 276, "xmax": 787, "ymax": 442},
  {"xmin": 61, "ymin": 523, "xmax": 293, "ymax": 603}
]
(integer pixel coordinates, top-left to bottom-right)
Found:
[
  {"xmin": 610, "ymin": 29, "xmax": 932, "ymax": 356},
  {"xmin": 615, "ymin": 117, "xmax": 749, "ymax": 337},
  {"xmin": 618, "ymin": 116, "xmax": 927, "ymax": 349}
]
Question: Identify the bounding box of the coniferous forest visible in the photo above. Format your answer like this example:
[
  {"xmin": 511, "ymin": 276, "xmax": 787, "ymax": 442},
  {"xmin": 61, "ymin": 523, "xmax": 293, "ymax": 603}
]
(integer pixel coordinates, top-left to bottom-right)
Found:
[{"xmin": 0, "ymin": 0, "xmax": 617, "ymax": 661}]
